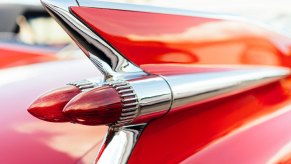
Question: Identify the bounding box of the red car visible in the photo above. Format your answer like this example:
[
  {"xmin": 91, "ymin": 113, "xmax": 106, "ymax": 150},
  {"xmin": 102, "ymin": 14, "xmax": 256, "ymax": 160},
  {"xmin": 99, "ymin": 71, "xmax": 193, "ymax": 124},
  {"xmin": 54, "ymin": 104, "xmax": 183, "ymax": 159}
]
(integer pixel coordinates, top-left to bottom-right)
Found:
[{"xmin": 4, "ymin": 0, "xmax": 291, "ymax": 163}]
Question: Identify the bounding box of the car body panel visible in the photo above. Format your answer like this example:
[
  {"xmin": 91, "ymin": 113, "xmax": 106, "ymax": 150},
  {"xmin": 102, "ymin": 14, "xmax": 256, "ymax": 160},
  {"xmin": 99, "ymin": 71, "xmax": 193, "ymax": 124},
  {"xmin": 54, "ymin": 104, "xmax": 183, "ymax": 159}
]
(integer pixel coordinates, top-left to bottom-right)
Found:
[
  {"xmin": 0, "ymin": 59, "xmax": 106, "ymax": 163},
  {"xmin": 129, "ymin": 79, "xmax": 291, "ymax": 163},
  {"xmin": 68, "ymin": 3, "xmax": 291, "ymax": 163},
  {"xmin": 0, "ymin": 42, "xmax": 61, "ymax": 68},
  {"xmin": 71, "ymin": 7, "xmax": 291, "ymax": 70}
]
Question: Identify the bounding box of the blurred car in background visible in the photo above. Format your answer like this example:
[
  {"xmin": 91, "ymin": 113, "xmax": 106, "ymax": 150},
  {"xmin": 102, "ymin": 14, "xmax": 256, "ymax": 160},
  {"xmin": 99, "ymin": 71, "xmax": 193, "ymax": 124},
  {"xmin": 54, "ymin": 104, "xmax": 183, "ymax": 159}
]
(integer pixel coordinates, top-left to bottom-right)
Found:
[{"xmin": 0, "ymin": 3, "xmax": 71, "ymax": 68}]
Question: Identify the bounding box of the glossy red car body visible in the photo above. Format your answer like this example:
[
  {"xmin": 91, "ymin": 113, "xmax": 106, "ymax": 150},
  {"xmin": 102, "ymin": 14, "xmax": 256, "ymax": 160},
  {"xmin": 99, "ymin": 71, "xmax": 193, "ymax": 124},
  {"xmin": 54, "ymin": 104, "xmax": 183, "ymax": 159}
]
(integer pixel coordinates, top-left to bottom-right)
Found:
[
  {"xmin": 0, "ymin": 59, "xmax": 107, "ymax": 163},
  {"xmin": 4, "ymin": 1, "xmax": 291, "ymax": 164},
  {"xmin": 130, "ymin": 81, "xmax": 291, "ymax": 163},
  {"xmin": 0, "ymin": 42, "xmax": 60, "ymax": 68},
  {"xmin": 71, "ymin": 5, "xmax": 291, "ymax": 163},
  {"xmin": 72, "ymin": 7, "xmax": 291, "ymax": 69}
]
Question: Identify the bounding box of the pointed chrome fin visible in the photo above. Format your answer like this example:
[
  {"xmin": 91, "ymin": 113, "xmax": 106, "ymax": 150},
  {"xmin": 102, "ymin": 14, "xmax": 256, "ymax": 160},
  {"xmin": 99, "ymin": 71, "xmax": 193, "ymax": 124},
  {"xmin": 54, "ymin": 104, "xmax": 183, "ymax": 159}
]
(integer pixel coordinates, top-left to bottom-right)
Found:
[{"xmin": 41, "ymin": 0, "xmax": 147, "ymax": 81}]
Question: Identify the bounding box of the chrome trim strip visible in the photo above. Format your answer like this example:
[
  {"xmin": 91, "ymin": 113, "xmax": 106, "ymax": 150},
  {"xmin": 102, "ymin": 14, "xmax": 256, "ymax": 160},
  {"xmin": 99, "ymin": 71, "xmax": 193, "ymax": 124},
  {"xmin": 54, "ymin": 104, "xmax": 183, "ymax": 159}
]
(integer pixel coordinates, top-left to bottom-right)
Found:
[
  {"xmin": 67, "ymin": 67, "xmax": 290, "ymax": 128},
  {"xmin": 105, "ymin": 66, "xmax": 290, "ymax": 127},
  {"xmin": 96, "ymin": 124, "xmax": 146, "ymax": 164},
  {"xmin": 41, "ymin": 0, "xmax": 147, "ymax": 81},
  {"xmin": 76, "ymin": 0, "xmax": 238, "ymax": 20},
  {"xmin": 165, "ymin": 67, "xmax": 290, "ymax": 110}
]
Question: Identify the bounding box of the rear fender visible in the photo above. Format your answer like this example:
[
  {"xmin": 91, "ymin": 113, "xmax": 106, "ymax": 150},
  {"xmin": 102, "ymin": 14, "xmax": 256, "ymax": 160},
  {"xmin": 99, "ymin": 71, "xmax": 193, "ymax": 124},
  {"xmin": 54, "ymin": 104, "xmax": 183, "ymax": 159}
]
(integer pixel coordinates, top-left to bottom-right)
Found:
[{"xmin": 40, "ymin": 0, "xmax": 291, "ymax": 163}]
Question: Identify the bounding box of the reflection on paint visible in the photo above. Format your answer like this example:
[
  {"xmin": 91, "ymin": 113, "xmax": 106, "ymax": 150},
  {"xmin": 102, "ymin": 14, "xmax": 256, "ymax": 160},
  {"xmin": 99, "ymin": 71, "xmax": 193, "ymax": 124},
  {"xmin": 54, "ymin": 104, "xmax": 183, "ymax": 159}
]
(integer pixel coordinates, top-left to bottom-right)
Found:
[{"xmin": 13, "ymin": 121, "xmax": 107, "ymax": 159}]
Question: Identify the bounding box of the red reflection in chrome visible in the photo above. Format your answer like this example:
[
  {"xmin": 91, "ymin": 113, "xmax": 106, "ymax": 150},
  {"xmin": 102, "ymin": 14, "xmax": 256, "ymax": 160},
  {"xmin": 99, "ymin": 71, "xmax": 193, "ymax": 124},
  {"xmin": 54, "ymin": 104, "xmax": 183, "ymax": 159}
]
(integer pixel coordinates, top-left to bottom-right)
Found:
[
  {"xmin": 63, "ymin": 86, "xmax": 122, "ymax": 125},
  {"xmin": 27, "ymin": 85, "xmax": 80, "ymax": 122}
]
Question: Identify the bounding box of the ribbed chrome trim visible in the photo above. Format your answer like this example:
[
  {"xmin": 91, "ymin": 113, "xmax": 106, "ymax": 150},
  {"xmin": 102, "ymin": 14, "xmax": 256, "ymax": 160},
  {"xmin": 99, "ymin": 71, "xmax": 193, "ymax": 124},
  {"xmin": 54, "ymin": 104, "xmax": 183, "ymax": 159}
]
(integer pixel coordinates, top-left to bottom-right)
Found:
[
  {"xmin": 89, "ymin": 55, "xmax": 113, "ymax": 79},
  {"xmin": 67, "ymin": 79, "xmax": 97, "ymax": 92},
  {"xmin": 106, "ymin": 81, "xmax": 140, "ymax": 127}
]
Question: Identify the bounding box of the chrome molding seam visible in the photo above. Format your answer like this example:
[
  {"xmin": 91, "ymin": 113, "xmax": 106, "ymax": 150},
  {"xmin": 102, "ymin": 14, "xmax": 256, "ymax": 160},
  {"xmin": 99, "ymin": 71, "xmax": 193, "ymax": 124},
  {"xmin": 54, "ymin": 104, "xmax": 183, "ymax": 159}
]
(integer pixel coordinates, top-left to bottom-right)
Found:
[{"xmin": 41, "ymin": 0, "xmax": 146, "ymax": 81}]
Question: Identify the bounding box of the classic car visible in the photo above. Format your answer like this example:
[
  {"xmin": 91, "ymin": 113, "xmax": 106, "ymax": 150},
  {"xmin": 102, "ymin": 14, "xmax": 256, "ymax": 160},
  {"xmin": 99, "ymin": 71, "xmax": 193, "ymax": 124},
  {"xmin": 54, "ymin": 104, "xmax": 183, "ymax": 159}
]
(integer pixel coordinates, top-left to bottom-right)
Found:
[
  {"xmin": 4, "ymin": 0, "xmax": 291, "ymax": 163},
  {"xmin": 0, "ymin": 3, "xmax": 71, "ymax": 68}
]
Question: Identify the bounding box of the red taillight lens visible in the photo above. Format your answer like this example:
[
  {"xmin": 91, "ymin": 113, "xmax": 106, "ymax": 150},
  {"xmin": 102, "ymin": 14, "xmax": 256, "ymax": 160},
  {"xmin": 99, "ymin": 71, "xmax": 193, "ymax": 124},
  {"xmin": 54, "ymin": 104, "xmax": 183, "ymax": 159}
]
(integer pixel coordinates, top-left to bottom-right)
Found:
[
  {"xmin": 27, "ymin": 85, "xmax": 81, "ymax": 122},
  {"xmin": 63, "ymin": 86, "xmax": 123, "ymax": 125}
]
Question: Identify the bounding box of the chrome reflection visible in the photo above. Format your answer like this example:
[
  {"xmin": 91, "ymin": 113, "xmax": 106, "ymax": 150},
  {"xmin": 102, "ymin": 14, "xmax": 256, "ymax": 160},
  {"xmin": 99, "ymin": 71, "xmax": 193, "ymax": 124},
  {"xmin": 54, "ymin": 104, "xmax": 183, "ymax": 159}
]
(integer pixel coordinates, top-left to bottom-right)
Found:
[
  {"xmin": 40, "ymin": 1, "xmax": 291, "ymax": 164},
  {"xmin": 165, "ymin": 66, "xmax": 290, "ymax": 110},
  {"xmin": 96, "ymin": 124, "xmax": 146, "ymax": 164},
  {"xmin": 113, "ymin": 66, "xmax": 290, "ymax": 125},
  {"xmin": 128, "ymin": 75, "xmax": 172, "ymax": 123},
  {"xmin": 41, "ymin": 0, "xmax": 146, "ymax": 81}
]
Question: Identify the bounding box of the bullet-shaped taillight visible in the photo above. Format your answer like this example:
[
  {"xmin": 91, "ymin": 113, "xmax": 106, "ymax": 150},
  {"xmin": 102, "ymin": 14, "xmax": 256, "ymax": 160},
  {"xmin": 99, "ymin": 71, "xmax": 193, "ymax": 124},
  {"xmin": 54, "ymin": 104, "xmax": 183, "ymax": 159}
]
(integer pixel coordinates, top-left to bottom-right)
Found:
[
  {"xmin": 63, "ymin": 86, "xmax": 123, "ymax": 125},
  {"xmin": 28, "ymin": 85, "xmax": 81, "ymax": 122}
]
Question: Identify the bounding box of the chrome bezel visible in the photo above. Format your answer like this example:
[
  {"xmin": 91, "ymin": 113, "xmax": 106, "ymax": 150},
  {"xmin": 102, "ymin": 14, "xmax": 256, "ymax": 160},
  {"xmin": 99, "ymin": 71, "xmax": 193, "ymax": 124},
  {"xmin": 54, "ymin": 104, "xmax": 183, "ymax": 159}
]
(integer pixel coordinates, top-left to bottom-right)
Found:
[{"xmin": 106, "ymin": 81, "xmax": 140, "ymax": 127}]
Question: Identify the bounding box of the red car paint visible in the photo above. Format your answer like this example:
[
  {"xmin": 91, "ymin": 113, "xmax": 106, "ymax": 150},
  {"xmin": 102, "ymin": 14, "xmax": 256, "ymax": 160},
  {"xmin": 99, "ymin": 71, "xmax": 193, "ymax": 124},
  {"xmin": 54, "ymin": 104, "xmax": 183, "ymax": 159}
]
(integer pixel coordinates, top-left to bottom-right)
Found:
[
  {"xmin": 0, "ymin": 60, "xmax": 106, "ymax": 163},
  {"xmin": 0, "ymin": 42, "xmax": 60, "ymax": 69},
  {"xmin": 69, "ymin": 7, "xmax": 291, "ymax": 163},
  {"xmin": 129, "ymin": 80, "xmax": 291, "ymax": 163},
  {"xmin": 3, "ymin": 2, "xmax": 290, "ymax": 163},
  {"xmin": 71, "ymin": 7, "xmax": 291, "ymax": 70}
]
